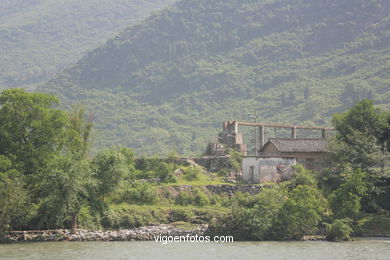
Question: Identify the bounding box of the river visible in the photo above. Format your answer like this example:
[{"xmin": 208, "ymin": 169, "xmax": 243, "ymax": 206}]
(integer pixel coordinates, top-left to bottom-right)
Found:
[{"xmin": 0, "ymin": 237, "xmax": 389, "ymax": 260}]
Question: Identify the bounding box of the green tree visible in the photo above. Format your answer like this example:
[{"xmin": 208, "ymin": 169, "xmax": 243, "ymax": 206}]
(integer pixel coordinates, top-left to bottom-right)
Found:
[
  {"xmin": 155, "ymin": 162, "xmax": 176, "ymax": 183},
  {"xmin": 66, "ymin": 106, "xmax": 94, "ymax": 157},
  {"xmin": 92, "ymin": 149, "xmax": 129, "ymax": 203},
  {"xmin": 330, "ymin": 170, "xmax": 367, "ymax": 220},
  {"xmin": 209, "ymin": 188, "xmax": 286, "ymax": 240},
  {"xmin": 330, "ymin": 100, "xmax": 388, "ymax": 211},
  {"xmin": 332, "ymin": 99, "xmax": 387, "ymax": 172},
  {"xmin": 0, "ymin": 155, "xmax": 28, "ymax": 235},
  {"xmin": 0, "ymin": 89, "xmax": 67, "ymax": 175},
  {"xmin": 38, "ymin": 155, "xmax": 93, "ymax": 233},
  {"xmin": 290, "ymin": 164, "xmax": 318, "ymax": 188},
  {"xmin": 270, "ymin": 185, "xmax": 327, "ymax": 240}
]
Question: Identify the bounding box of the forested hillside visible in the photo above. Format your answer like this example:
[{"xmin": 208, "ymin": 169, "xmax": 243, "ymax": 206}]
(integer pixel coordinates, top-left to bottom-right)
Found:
[
  {"xmin": 0, "ymin": 0, "xmax": 176, "ymax": 89},
  {"xmin": 39, "ymin": 0, "xmax": 390, "ymax": 155}
]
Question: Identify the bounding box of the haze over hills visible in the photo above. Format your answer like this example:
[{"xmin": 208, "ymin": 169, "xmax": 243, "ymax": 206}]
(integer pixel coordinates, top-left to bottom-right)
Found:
[
  {"xmin": 0, "ymin": 0, "xmax": 177, "ymax": 89},
  {"xmin": 39, "ymin": 0, "xmax": 390, "ymax": 155}
]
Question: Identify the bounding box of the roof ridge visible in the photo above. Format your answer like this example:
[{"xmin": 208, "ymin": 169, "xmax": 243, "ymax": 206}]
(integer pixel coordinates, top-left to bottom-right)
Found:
[{"xmin": 269, "ymin": 138, "xmax": 327, "ymax": 140}]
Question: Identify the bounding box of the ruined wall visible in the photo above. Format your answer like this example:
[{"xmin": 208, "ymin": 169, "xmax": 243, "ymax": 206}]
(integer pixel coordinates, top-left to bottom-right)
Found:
[
  {"xmin": 191, "ymin": 156, "xmax": 231, "ymax": 172},
  {"xmin": 205, "ymin": 121, "xmax": 246, "ymax": 156}
]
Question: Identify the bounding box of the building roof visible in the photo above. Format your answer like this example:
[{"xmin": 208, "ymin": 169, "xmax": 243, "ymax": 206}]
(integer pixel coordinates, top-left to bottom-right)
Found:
[{"xmin": 260, "ymin": 138, "xmax": 328, "ymax": 153}]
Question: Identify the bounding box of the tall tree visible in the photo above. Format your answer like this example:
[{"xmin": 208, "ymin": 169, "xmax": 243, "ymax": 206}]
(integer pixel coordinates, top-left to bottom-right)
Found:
[
  {"xmin": 39, "ymin": 155, "xmax": 93, "ymax": 232},
  {"xmin": 270, "ymin": 185, "xmax": 327, "ymax": 240},
  {"xmin": 332, "ymin": 99, "xmax": 388, "ymax": 172},
  {"xmin": 0, "ymin": 155, "xmax": 28, "ymax": 234},
  {"xmin": 92, "ymin": 149, "xmax": 129, "ymax": 204},
  {"xmin": 0, "ymin": 89, "xmax": 67, "ymax": 175},
  {"xmin": 330, "ymin": 100, "xmax": 389, "ymax": 212},
  {"xmin": 38, "ymin": 106, "xmax": 95, "ymax": 232},
  {"xmin": 330, "ymin": 169, "xmax": 367, "ymax": 220}
]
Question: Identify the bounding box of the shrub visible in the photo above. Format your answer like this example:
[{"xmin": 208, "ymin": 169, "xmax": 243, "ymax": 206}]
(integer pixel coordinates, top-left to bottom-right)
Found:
[
  {"xmin": 183, "ymin": 166, "xmax": 201, "ymax": 181},
  {"xmin": 122, "ymin": 181, "xmax": 158, "ymax": 205},
  {"xmin": 270, "ymin": 185, "xmax": 327, "ymax": 240},
  {"xmin": 217, "ymin": 168, "xmax": 230, "ymax": 177},
  {"xmin": 325, "ymin": 218, "xmax": 353, "ymax": 241},
  {"xmin": 209, "ymin": 189, "xmax": 285, "ymax": 240},
  {"xmin": 78, "ymin": 206, "xmax": 101, "ymax": 230},
  {"xmin": 135, "ymin": 170, "xmax": 155, "ymax": 180},
  {"xmin": 193, "ymin": 188, "xmax": 210, "ymax": 206},
  {"xmin": 290, "ymin": 164, "xmax": 318, "ymax": 187},
  {"xmin": 330, "ymin": 170, "xmax": 368, "ymax": 220},
  {"xmin": 170, "ymin": 208, "xmax": 194, "ymax": 222},
  {"xmin": 175, "ymin": 191, "xmax": 194, "ymax": 206},
  {"xmin": 155, "ymin": 162, "xmax": 176, "ymax": 183},
  {"xmin": 227, "ymin": 149, "xmax": 242, "ymax": 172}
]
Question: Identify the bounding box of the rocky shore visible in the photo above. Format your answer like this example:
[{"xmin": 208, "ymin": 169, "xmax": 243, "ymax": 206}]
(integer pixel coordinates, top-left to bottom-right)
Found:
[{"xmin": 2, "ymin": 224, "xmax": 208, "ymax": 243}]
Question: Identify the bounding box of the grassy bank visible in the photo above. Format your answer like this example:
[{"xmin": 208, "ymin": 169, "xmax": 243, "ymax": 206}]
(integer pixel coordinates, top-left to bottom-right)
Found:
[{"xmin": 357, "ymin": 215, "xmax": 390, "ymax": 237}]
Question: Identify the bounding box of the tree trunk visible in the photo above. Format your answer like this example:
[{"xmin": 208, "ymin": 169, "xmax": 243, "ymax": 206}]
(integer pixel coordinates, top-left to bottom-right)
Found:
[{"xmin": 71, "ymin": 213, "xmax": 78, "ymax": 234}]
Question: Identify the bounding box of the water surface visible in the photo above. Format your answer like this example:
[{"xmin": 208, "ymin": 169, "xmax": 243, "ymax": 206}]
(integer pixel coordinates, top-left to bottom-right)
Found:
[{"xmin": 0, "ymin": 237, "xmax": 389, "ymax": 260}]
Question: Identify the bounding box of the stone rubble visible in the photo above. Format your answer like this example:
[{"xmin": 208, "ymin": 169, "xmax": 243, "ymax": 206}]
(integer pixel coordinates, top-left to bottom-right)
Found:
[{"xmin": 4, "ymin": 224, "xmax": 208, "ymax": 242}]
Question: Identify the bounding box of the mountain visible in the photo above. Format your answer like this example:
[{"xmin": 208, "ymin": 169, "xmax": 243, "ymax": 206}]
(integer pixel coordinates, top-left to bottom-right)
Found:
[
  {"xmin": 0, "ymin": 0, "xmax": 176, "ymax": 89},
  {"xmin": 39, "ymin": 0, "xmax": 390, "ymax": 155}
]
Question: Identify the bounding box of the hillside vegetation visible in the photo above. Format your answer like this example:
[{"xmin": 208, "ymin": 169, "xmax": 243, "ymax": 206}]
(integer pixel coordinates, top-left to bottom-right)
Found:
[
  {"xmin": 39, "ymin": 0, "xmax": 390, "ymax": 155},
  {"xmin": 0, "ymin": 0, "xmax": 176, "ymax": 89},
  {"xmin": 0, "ymin": 90, "xmax": 389, "ymax": 240}
]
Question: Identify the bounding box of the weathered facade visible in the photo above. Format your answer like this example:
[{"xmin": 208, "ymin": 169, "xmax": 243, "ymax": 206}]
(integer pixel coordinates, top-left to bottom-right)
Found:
[
  {"xmin": 260, "ymin": 138, "xmax": 328, "ymax": 172},
  {"xmin": 242, "ymin": 157, "xmax": 296, "ymax": 183},
  {"xmin": 242, "ymin": 138, "xmax": 329, "ymax": 184}
]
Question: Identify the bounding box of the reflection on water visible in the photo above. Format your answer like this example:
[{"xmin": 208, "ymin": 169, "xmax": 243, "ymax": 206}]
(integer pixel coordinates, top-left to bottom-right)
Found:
[{"xmin": 0, "ymin": 237, "xmax": 389, "ymax": 260}]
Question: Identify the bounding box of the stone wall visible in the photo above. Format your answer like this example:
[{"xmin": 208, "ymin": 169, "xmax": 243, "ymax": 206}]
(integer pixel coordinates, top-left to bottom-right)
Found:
[{"xmin": 166, "ymin": 184, "xmax": 269, "ymax": 197}]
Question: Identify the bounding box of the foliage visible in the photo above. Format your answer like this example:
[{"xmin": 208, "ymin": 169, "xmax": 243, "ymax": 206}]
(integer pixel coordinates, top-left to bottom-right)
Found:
[
  {"xmin": 169, "ymin": 208, "xmax": 194, "ymax": 222},
  {"xmin": 155, "ymin": 162, "xmax": 177, "ymax": 183},
  {"xmin": 174, "ymin": 188, "xmax": 210, "ymax": 207},
  {"xmin": 175, "ymin": 191, "xmax": 195, "ymax": 206},
  {"xmin": 36, "ymin": 0, "xmax": 390, "ymax": 156},
  {"xmin": 227, "ymin": 149, "xmax": 242, "ymax": 172},
  {"xmin": 182, "ymin": 166, "xmax": 202, "ymax": 181},
  {"xmin": 0, "ymin": 0, "xmax": 176, "ymax": 89},
  {"xmin": 37, "ymin": 155, "xmax": 94, "ymax": 231},
  {"xmin": 325, "ymin": 218, "xmax": 353, "ymax": 241},
  {"xmin": 193, "ymin": 188, "xmax": 210, "ymax": 206},
  {"xmin": 332, "ymin": 99, "xmax": 388, "ymax": 172},
  {"xmin": 209, "ymin": 188, "xmax": 286, "ymax": 240},
  {"xmin": 270, "ymin": 185, "xmax": 327, "ymax": 240},
  {"xmin": 92, "ymin": 149, "xmax": 130, "ymax": 202},
  {"xmin": 0, "ymin": 156, "xmax": 28, "ymax": 234},
  {"xmin": 0, "ymin": 88, "xmax": 67, "ymax": 175},
  {"xmin": 290, "ymin": 164, "xmax": 318, "ymax": 188},
  {"xmin": 330, "ymin": 170, "xmax": 368, "ymax": 220},
  {"xmin": 66, "ymin": 106, "xmax": 94, "ymax": 157},
  {"xmin": 325, "ymin": 100, "xmax": 389, "ymax": 214},
  {"xmin": 121, "ymin": 181, "xmax": 159, "ymax": 205},
  {"xmin": 134, "ymin": 157, "xmax": 176, "ymax": 183},
  {"xmin": 357, "ymin": 214, "xmax": 390, "ymax": 237}
]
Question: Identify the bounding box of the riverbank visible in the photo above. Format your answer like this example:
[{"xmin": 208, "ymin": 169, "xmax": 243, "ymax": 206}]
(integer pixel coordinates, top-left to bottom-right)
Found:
[{"xmin": 1, "ymin": 224, "xmax": 208, "ymax": 243}]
